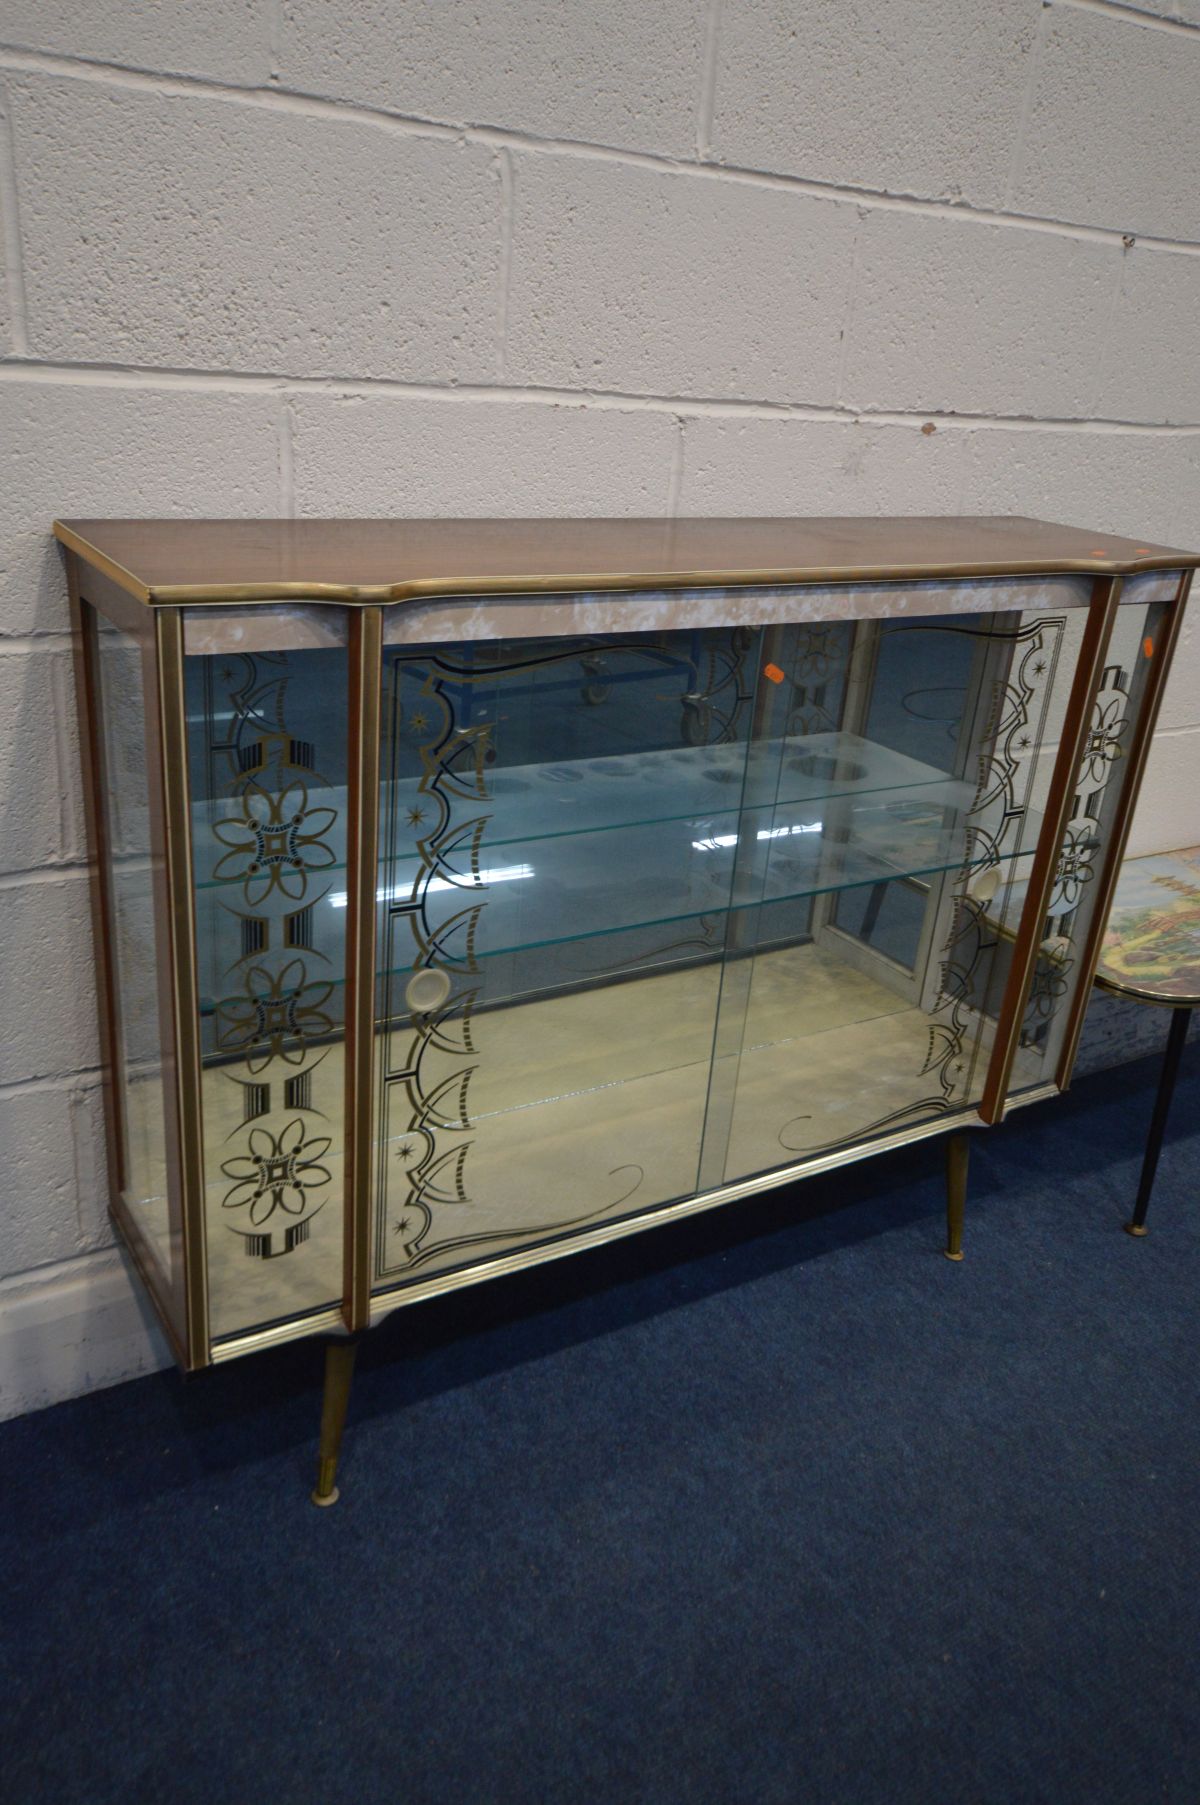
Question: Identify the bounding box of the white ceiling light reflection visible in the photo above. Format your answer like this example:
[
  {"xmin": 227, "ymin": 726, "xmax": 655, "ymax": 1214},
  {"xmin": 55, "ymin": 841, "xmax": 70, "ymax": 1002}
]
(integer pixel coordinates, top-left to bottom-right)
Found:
[
  {"xmin": 692, "ymin": 821, "xmax": 822, "ymax": 852},
  {"xmin": 330, "ymin": 863, "xmax": 535, "ymax": 908}
]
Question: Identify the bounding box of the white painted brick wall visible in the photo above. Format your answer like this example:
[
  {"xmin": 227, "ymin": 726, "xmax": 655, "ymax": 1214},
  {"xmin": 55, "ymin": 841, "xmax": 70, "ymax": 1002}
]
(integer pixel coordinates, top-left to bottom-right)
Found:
[
  {"xmin": 505, "ymin": 158, "xmax": 857, "ymax": 399},
  {"xmin": 289, "ymin": 394, "xmax": 678, "ymax": 514},
  {"xmin": 710, "ymin": 0, "xmax": 1038, "ymax": 206},
  {"xmin": 1011, "ymin": 7, "xmax": 1200, "ymax": 238},
  {"xmin": 11, "ymin": 75, "xmax": 501, "ymax": 379},
  {"xmin": 0, "ymin": 0, "xmax": 1196, "ymax": 1415},
  {"xmin": 276, "ymin": 0, "xmax": 708, "ymax": 155},
  {"xmin": 842, "ymin": 211, "xmax": 1118, "ymax": 418}
]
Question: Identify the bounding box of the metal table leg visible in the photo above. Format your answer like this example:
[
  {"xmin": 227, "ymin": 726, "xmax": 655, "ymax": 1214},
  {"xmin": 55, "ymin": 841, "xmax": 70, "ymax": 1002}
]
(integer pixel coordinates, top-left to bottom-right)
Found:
[
  {"xmin": 311, "ymin": 1336, "xmax": 361, "ymax": 1506},
  {"xmin": 944, "ymin": 1130, "xmax": 969, "ymax": 1261},
  {"xmin": 1125, "ymin": 1005, "xmax": 1192, "ymax": 1237}
]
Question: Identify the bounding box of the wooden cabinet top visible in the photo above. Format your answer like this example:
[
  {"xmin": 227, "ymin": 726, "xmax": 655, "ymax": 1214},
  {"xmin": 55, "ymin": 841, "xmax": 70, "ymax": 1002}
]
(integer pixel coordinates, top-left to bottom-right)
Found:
[{"xmin": 55, "ymin": 514, "xmax": 1200, "ymax": 607}]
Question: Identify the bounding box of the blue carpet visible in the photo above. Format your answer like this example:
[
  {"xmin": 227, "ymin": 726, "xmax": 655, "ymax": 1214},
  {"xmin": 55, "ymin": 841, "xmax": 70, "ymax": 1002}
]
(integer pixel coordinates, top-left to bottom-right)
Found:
[{"xmin": 3, "ymin": 1047, "xmax": 1199, "ymax": 1805}]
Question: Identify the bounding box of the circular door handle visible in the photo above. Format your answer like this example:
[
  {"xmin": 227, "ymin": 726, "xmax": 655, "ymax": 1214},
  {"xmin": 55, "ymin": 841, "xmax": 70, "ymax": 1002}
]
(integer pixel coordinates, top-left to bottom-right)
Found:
[
  {"xmin": 969, "ymin": 867, "xmax": 1000, "ymax": 906},
  {"xmin": 405, "ymin": 967, "xmax": 452, "ymax": 1014}
]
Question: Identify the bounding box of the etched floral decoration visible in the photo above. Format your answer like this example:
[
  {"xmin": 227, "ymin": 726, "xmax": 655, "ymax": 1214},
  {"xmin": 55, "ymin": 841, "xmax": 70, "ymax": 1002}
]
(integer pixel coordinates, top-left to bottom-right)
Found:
[
  {"xmin": 215, "ymin": 959, "xmax": 335, "ymax": 1072},
  {"xmin": 1026, "ymin": 943, "xmax": 1073, "ymax": 1023},
  {"xmin": 793, "ymin": 623, "xmax": 842, "ymax": 683},
  {"xmin": 1052, "ymin": 821, "xmax": 1101, "ymax": 913},
  {"xmin": 212, "ymin": 779, "xmax": 337, "ymax": 906},
  {"xmin": 220, "ymin": 1120, "xmax": 333, "ymax": 1228},
  {"xmin": 1080, "ymin": 694, "xmax": 1126, "ymax": 787},
  {"xmin": 203, "ymin": 652, "xmax": 342, "ymax": 1266}
]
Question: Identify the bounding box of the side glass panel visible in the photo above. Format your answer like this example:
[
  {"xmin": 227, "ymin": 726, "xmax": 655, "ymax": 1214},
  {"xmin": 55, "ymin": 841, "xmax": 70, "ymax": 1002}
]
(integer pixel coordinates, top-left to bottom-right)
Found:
[
  {"xmin": 95, "ymin": 615, "xmax": 178, "ymax": 1312},
  {"xmin": 1010, "ymin": 596, "xmax": 1168, "ymax": 1091},
  {"xmin": 707, "ymin": 606, "xmax": 1081, "ymax": 1184},
  {"xmin": 184, "ymin": 648, "xmax": 348, "ymax": 1341},
  {"xmin": 372, "ymin": 629, "xmax": 759, "ymax": 1291}
]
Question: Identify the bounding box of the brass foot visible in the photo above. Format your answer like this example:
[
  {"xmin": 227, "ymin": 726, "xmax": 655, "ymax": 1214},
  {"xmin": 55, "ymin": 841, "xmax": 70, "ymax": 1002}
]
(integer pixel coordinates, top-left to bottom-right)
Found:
[
  {"xmin": 944, "ymin": 1131, "xmax": 969, "ymax": 1263},
  {"xmin": 1123, "ymin": 1222, "xmax": 1149, "ymax": 1238},
  {"xmin": 310, "ymin": 1338, "xmax": 359, "ymax": 1507}
]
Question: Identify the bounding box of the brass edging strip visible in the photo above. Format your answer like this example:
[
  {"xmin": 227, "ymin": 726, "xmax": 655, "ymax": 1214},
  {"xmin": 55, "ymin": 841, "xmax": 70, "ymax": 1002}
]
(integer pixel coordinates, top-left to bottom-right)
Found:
[
  {"xmin": 368, "ymin": 1107, "xmax": 986, "ymax": 1322},
  {"xmin": 342, "ymin": 607, "xmax": 384, "ymax": 1332},
  {"xmin": 1093, "ymin": 976, "xmax": 1200, "ymax": 1010},
  {"xmin": 66, "ymin": 560, "xmax": 127, "ymax": 1207},
  {"xmin": 213, "ymin": 1091, "xmax": 1075, "ymax": 1360},
  {"xmin": 142, "ymin": 556, "xmax": 1196, "ymax": 607},
  {"xmin": 997, "ymin": 1081, "xmax": 1061, "ymax": 1115},
  {"xmin": 205, "ymin": 1080, "xmax": 1071, "ymax": 1360},
  {"xmin": 155, "ymin": 610, "xmax": 211, "ymax": 1369},
  {"xmin": 52, "ymin": 521, "xmax": 152, "ymax": 605},
  {"xmin": 979, "ymin": 577, "xmax": 1124, "ymax": 1125},
  {"xmin": 1055, "ymin": 570, "xmax": 1195, "ymax": 1087},
  {"xmin": 209, "ymin": 1306, "xmax": 347, "ymax": 1363}
]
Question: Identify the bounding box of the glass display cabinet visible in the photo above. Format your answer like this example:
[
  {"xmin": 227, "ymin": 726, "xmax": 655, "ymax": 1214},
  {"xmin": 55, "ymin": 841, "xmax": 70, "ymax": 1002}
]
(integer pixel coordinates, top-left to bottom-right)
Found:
[{"xmin": 57, "ymin": 516, "xmax": 1197, "ymax": 1501}]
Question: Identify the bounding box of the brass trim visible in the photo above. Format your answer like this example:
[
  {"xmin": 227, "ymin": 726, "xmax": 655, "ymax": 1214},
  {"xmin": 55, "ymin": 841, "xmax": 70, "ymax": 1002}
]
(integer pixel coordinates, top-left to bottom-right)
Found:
[
  {"xmin": 1056, "ymin": 571, "xmax": 1195, "ymax": 1075},
  {"xmin": 1092, "ymin": 974, "xmax": 1200, "ymax": 1009},
  {"xmin": 53, "ymin": 521, "xmax": 152, "ymax": 605},
  {"xmin": 155, "ymin": 610, "xmax": 211, "ymax": 1367},
  {"xmin": 148, "ymin": 560, "xmax": 1199, "ymax": 606},
  {"xmin": 211, "ymin": 1088, "xmax": 1067, "ymax": 1360},
  {"xmin": 342, "ymin": 607, "xmax": 384, "ymax": 1331},
  {"xmin": 368, "ymin": 1105, "xmax": 986, "ymax": 1323},
  {"xmin": 113, "ymin": 557, "xmax": 1200, "ymax": 608},
  {"xmin": 998, "ymin": 1081, "xmax": 1060, "ymax": 1115},
  {"xmin": 66, "ymin": 566, "xmax": 127, "ymax": 1207},
  {"xmin": 979, "ymin": 577, "xmax": 1124, "ymax": 1125},
  {"xmin": 210, "ymin": 1306, "xmax": 348, "ymax": 1362}
]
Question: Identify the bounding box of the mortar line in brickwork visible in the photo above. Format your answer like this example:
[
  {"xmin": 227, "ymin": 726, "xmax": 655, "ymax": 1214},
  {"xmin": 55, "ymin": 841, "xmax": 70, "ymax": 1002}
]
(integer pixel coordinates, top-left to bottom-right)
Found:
[
  {"xmin": 495, "ymin": 147, "xmax": 515, "ymax": 382},
  {"xmin": 695, "ymin": 0, "xmax": 723, "ymax": 160},
  {"xmin": 666, "ymin": 419, "xmax": 686, "ymax": 518},
  {"xmin": 2, "ymin": 358, "xmax": 1199, "ymax": 437},
  {"xmin": 266, "ymin": 0, "xmax": 284, "ymax": 81},
  {"xmin": 0, "ymin": 76, "xmax": 29, "ymax": 354},
  {"xmin": 1090, "ymin": 255, "xmax": 1131, "ymax": 417},
  {"xmin": 277, "ymin": 395, "xmax": 295, "ymax": 516},
  {"xmin": 3, "ymin": 43, "xmax": 1200, "ymax": 259},
  {"xmin": 1003, "ymin": 0, "xmax": 1050, "ymax": 214},
  {"xmin": 834, "ymin": 214, "xmax": 866, "ymax": 408},
  {"xmin": 1051, "ymin": 0, "xmax": 1200, "ymax": 39},
  {"xmin": 0, "ymin": 632, "xmax": 74, "ymax": 654},
  {"xmin": 0, "ymin": 1065, "xmax": 104, "ymax": 1108},
  {"xmin": 0, "ymin": 858, "xmax": 91, "ymax": 892}
]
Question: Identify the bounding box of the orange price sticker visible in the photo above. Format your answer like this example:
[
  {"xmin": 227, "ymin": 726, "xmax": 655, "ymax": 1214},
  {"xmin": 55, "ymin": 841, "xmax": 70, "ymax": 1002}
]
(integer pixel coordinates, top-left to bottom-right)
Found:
[{"xmin": 763, "ymin": 662, "xmax": 785, "ymax": 685}]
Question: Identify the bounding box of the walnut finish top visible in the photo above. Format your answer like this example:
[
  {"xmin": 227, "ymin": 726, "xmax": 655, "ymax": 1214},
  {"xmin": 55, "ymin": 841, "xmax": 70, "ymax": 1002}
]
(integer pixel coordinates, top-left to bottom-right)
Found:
[{"xmin": 54, "ymin": 515, "xmax": 1200, "ymax": 607}]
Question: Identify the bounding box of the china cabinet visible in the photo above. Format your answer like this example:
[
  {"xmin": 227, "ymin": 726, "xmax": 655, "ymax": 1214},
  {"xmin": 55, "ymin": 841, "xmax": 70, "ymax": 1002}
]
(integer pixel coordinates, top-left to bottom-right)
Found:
[{"xmin": 56, "ymin": 516, "xmax": 1197, "ymax": 1500}]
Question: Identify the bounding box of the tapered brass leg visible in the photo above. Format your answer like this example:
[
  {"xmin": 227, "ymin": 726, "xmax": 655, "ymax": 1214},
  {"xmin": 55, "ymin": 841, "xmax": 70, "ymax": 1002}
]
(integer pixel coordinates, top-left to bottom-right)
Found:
[
  {"xmin": 311, "ymin": 1337, "xmax": 359, "ymax": 1507},
  {"xmin": 944, "ymin": 1131, "xmax": 969, "ymax": 1261}
]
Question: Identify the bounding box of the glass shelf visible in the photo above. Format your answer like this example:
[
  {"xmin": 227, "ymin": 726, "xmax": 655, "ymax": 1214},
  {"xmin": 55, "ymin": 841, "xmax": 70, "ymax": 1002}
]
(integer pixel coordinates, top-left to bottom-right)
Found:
[
  {"xmin": 385, "ymin": 729, "xmax": 960, "ymax": 855},
  {"xmin": 195, "ymin": 779, "xmax": 1038, "ymax": 1016},
  {"xmin": 190, "ymin": 731, "xmax": 963, "ymax": 893}
]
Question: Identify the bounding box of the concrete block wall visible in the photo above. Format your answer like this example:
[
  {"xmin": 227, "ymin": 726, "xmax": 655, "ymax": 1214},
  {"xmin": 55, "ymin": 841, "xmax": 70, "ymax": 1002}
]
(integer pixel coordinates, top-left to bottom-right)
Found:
[{"xmin": 0, "ymin": 0, "xmax": 1197, "ymax": 1416}]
